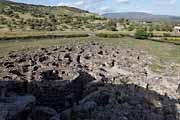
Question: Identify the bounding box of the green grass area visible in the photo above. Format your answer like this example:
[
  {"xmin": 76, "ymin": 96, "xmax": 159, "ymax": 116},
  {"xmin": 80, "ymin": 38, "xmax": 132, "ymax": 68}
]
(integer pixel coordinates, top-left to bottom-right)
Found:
[
  {"xmin": 149, "ymin": 63, "xmax": 166, "ymax": 73},
  {"xmin": 96, "ymin": 30, "xmax": 134, "ymax": 36},
  {"xmin": 0, "ymin": 37, "xmax": 92, "ymax": 58},
  {"xmin": 159, "ymin": 37, "xmax": 180, "ymax": 45},
  {"xmin": 0, "ymin": 31, "xmax": 89, "ymax": 40},
  {"xmin": 96, "ymin": 33, "xmax": 125, "ymax": 38},
  {"xmin": 164, "ymin": 37, "xmax": 180, "ymax": 41},
  {"xmin": 97, "ymin": 37, "xmax": 180, "ymax": 64}
]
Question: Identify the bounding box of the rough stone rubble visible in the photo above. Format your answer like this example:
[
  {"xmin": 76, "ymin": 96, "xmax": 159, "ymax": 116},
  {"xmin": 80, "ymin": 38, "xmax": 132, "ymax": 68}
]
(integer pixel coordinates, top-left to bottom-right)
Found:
[{"xmin": 0, "ymin": 42, "xmax": 180, "ymax": 120}]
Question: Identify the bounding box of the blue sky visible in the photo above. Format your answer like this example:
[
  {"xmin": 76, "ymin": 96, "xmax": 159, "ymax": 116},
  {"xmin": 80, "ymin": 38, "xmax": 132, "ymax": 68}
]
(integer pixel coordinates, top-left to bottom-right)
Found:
[{"xmin": 11, "ymin": 0, "xmax": 180, "ymax": 16}]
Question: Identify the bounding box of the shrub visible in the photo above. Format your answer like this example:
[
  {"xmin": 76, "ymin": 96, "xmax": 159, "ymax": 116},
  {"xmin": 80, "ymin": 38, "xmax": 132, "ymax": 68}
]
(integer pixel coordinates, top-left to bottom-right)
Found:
[
  {"xmin": 135, "ymin": 27, "xmax": 150, "ymax": 39},
  {"xmin": 96, "ymin": 33, "xmax": 124, "ymax": 38},
  {"xmin": 163, "ymin": 33, "xmax": 171, "ymax": 37},
  {"xmin": 14, "ymin": 14, "xmax": 20, "ymax": 19},
  {"xmin": 0, "ymin": 34, "xmax": 89, "ymax": 40},
  {"xmin": 128, "ymin": 24, "xmax": 135, "ymax": 31},
  {"xmin": 148, "ymin": 32, "xmax": 154, "ymax": 37},
  {"xmin": 106, "ymin": 20, "xmax": 117, "ymax": 31}
]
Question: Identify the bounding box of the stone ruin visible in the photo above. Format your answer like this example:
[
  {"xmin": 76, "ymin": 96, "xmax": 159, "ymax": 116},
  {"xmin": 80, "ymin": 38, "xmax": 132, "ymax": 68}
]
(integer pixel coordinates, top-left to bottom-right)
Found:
[{"xmin": 0, "ymin": 42, "xmax": 180, "ymax": 120}]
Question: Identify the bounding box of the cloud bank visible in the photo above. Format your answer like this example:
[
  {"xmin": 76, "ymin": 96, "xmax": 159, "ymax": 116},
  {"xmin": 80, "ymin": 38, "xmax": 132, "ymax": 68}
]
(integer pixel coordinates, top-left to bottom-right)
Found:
[
  {"xmin": 56, "ymin": 0, "xmax": 131, "ymax": 13},
  {"xmin": 56, "ymin": 0, "xmax": 177, "ymax": 14}
]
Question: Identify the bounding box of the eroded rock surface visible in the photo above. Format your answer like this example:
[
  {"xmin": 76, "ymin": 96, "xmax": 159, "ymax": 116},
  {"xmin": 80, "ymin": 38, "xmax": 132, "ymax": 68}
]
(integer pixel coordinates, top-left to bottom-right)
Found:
[
  {"xmin": 0, "ymin": 42, "xmax": 180, "ymax": 120},
  {"xmin": 0, "ymin": 95, "xmax": 35, "ymax": 120}
]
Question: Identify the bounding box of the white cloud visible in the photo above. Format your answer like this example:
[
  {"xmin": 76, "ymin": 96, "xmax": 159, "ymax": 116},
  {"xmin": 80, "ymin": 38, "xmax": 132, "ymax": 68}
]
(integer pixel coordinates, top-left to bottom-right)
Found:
[
  {"xmin": 7, "ymin": 0, "xmax": 16, "ymax": 1},
  {"xmin": 156, "ymin": 0, "xmax": 177, "ymax": 5},
  {"xmin": 74, "ymin": 1, "xmax": 84, "ymax": 6},
  {"xmin": 56, "ymin": 0, "xmax": 130, "ymax": 13},
  {"xmin": 99, "ymin": 6, "xmax": 109, "ymax": 11},
  {"xmin": 170, "ymin": 0, "xmax": 176, "ymax": 4},
  {"xmin": 98, "ymin": 7, "xmax": 115, "ymax": 14},
  {"xmin": 57, "ymin": 2, "xmax": 71, "ymax": 6},
  {"xmin": 115, "ymin": 0, "xmax": 129, "ymax": 4},
  {"xmin": 57, "ymin": 0, "xmax": 130, "ymax": 12},
  {"xmin": 57, "ymin": 0, "xmax": 85, "ymax": 8}
]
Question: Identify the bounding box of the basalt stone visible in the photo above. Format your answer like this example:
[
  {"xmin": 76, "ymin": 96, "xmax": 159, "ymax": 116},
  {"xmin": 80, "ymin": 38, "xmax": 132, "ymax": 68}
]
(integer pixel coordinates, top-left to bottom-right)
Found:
[
  {"xmin": 6, "ymin": 64, "xmax": 15, "ymax": 68},
  {"xmin": 29, "ymin": 106, "xmax": 60, "ymax": 120},
  {"xmin": 63, "ymin": 58, "xmax": 73, "ymax": 65},
  {"xmin": 9, "ymin": 54, "xmax": 18, "ymax": 59},
  {"xmin": 80, "ymin": 101, "xmax": 97, "ymax": 111},
  {"xmin": 9, "ymin": 69, "xmax": 24, "ymax": 76},
  {"xmin": 22, "ymin": 64, "xmax": 30, "ymax": 73},
  {"xmin": 15, "ymin": 57, "xmax": 27, "ymax": 63},
  {"xmin": 79, "ymin": 89, "xmax": 111, "ymax": 107},
  {"xmin": 33, "ymin": 66, "xmax": 39, "ymax": 71},
  {"xmin": 99, "ymin": 73, "xmax": 106, "ymax": 78},
  {"xmin": 47, "ymin": 52, "xmax": 52, "ymax": 56},
  {"xmin": 99, "ymin": 67, "xmax": 107, "ymax": 72},
  {"xmin": 79, "ymin": 49, "xmax": 85, "ymax": 54},
  {"xmin": 64, "ymin": 53, "xmax": 71, "ymax": 59},
  {"xmin": 39, "ymin": 56, "xmax": 49, "ymax": 63},
  {"xmin": 40, "ymin": 70, "xmax": 62, "ymax": 81},
  {"xmin": 3, "ymin": 61, "xmax": 14, "ymax": 67},
  {"xmin": 98, "ymin": 51, "xmax": 104, "ymax": 55},
  {"xmin": 84, "ymin": 54, "xmax": 91, "ymax": 60},
  {"xmin": 66, "ymin": 48, "xmax": 73, "ymax": 52},
  {"xmin": 77, "ymin": 55, "xmax": 81, "ymax": 64},
  {"xmin": 3, "ymin": 76, "xmax": 13, "ymax": 80},
  {"xmin": 0, "ymin": 95, "xmax": 35, "ymax": 120},
  {"xmin": 40, "ymin": 48, "xmax": 47, "ymax": 52}
]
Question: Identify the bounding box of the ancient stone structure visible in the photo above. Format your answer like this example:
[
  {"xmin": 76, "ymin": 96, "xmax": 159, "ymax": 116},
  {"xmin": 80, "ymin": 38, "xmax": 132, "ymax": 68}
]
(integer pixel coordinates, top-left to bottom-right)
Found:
[{"xmin": 0, "ymin": 42, "xmax": 180, "ymax": 120}]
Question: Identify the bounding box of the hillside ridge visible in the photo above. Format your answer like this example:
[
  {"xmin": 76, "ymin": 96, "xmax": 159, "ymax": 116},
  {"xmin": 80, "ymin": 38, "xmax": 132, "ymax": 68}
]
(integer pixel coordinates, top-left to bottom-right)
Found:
[{"xmin": 103, "ymin": 12, "xmax": 180, "ymax": 22}]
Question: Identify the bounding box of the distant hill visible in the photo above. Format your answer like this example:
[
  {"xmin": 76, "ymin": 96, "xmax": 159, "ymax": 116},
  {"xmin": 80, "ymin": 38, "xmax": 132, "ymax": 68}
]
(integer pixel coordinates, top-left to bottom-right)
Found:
[
  {"xmin": 0, "ymin": 0, "xmax": 13, "ymax": 3},
  {"xmin": 0, "ymin": 0, "xmax": 107, "ymax": 32},
  {"xmin": 0, "ymin": 0, "xmax": 89, "ymax": 16},
  {"xmin": 103, "ymin": 12, "xmax": 180, "ymax": 22}
]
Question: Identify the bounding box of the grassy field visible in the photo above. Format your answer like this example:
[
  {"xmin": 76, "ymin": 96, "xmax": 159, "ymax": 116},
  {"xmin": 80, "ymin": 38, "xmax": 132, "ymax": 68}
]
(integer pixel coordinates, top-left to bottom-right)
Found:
[
  {"xmin": 0, "ymin": 37, "xmax": 91, "ymax": 58},
  {"xmin": 0, "ymin": 31, "xmax": 90, "ymax": 40}
]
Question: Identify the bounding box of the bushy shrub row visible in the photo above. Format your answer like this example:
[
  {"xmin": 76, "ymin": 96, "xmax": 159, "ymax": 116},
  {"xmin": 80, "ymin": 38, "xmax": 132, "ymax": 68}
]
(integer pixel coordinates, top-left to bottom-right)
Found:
[
  {"xmin": 134, "ymin": 27, "xmax": 153, "ymax": 39},
  {"xmin": 163, "ymin": 33, "xmax": 171, "ymax": 37},
  {"xmin": 96, "ymin": 33, "xmax": 125, "ymax": 38},
  {"xmin": 0, "ymin": 34, "xmax": 89, "ymax": 40}
]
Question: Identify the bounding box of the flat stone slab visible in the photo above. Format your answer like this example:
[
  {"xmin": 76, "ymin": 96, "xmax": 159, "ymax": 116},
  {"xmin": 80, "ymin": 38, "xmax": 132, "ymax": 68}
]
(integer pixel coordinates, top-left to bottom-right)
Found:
[{"xmin": 0, "ymin": 95, "xmax": 35, "ymax": 120}]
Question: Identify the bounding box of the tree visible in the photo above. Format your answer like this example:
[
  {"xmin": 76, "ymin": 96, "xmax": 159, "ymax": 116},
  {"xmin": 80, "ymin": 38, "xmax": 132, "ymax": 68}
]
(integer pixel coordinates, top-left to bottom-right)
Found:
[
  {"xmin": 149, "ymin": 24, "xmax": 154, "ymax": 32},
  {"xmin": 3, "ymin": 8, "xmax": 14, "ymax": 16},
  {"xmin": 106, "ymin": 20, "xmax": 117, "ymax": 31},
  {"xmin": 7, "ymin": 24, "xmax": 13, "ymax": 31},
  {"xmin": 162, "ymin": 24, "xmax": 173, "ymax": 32},
  {"xmin": 128, "ymin": 24, "xmax": 135, "ymax": 31},
  {"xmin": 14, "ymin": 14, "xmax": 20, "ymax": 19},
  {"xmin": 163, "ymin": 33, "xmax": 171, "ymax": 37},
  {"xmin": 135, "ymin": 27, "xmax": 151, "ymax": 39}
]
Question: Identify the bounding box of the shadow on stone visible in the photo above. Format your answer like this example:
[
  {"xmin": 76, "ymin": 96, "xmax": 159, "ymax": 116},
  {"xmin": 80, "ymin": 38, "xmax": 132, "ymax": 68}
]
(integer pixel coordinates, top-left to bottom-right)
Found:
[{"xmin": 0, "ymin": 71, "xmax": 180, "ymax": 120}]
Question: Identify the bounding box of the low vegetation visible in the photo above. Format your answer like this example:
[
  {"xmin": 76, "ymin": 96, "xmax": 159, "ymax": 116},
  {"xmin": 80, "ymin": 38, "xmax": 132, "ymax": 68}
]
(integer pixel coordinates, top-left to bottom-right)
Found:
[
  {"xmin": 0, "ymin": 32, "xmax": 89, "ymax": 40},
  {"xmin": 0, "ymin": 1, "xmax": 108, "ymax": 32},
  {"xmin": 150, "ymin": 63, "xmax": 166, "ymax": 73},
  {"xmin": 135, "ymin": 27, "xmax": 153, "ymax": 39},
  {"xmin": 96, "ymin": 33, "xmax": 125, "ymax": 38}
]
